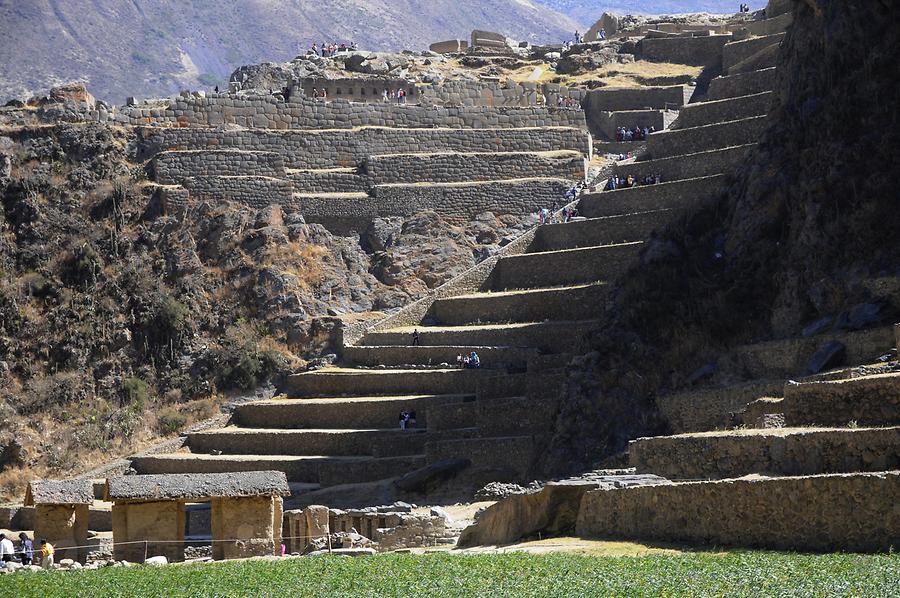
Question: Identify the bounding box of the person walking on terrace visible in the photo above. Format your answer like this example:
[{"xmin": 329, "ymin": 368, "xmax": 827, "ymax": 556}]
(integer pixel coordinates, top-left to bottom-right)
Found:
[
  {"xmin": 18, "ymin": 533, "xmax": 33, "ymax": 565},
  {"xmin": 412, "ymin": 329, "xmax": 420, "ymax": 346}
]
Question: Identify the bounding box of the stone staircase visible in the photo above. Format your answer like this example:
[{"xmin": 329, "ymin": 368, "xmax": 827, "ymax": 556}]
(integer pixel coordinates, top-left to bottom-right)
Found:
[
  {"xmin": 131, "ymin": 58, "xmax": 784, "ymax": 487},
  {"xmin": 576, "ymin": 329, "xmax": 900, "ymax": 552}
]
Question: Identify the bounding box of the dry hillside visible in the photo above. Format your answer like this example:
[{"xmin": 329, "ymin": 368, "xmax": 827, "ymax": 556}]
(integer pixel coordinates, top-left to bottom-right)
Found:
[
  {"xmin": 534, "ymin": 0, "xmax": 767, "ymax": 26},
  {"xmin": 0, "ymin": 0, "xmax": 577, "ymax": 103}
]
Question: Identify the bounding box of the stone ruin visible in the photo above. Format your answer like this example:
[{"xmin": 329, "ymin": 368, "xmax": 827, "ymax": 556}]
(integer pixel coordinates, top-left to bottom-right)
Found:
[
  {"xmin": 285, "ymin": 504, "xmax": 458, "ymax": 554},
  {"xmin": 24, "ymin": 479, "xmax": 93, "ymax": 563},
  {"xmin": 105, "ymin": 471, "xmax": 289, "ymax": 563}
]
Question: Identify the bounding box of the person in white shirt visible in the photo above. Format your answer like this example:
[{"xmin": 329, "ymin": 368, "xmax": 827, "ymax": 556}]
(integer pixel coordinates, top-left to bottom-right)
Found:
[{"xmin": 0, "ymin": 533, "xmax": 15, "ymax": 564}]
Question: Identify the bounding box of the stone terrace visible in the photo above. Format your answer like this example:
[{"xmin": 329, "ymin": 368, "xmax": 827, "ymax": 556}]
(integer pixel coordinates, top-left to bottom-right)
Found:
[{"xmin": 132, "ymin": 95, "xmax": 591, "ymax": 233}]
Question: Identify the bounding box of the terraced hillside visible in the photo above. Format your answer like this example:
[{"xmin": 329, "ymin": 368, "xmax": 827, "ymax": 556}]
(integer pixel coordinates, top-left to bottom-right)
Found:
[{"xmin": 130, "ymin": 10, "xmax": 814, "ymax": 498}]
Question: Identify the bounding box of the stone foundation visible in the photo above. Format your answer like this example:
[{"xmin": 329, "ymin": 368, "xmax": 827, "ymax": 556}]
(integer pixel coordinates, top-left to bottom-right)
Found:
[{"xmin": 575, "ymin": 471, "xmax": 900, "ymax": 553}]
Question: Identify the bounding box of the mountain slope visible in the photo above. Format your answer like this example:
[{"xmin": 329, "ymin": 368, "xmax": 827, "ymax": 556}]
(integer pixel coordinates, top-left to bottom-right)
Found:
[
  {"xmin": 0, "ymin": 0, "xmax": 577, "ymax": 103},
  {"xmin": 534, "ymin": 1, "xmax": 767, "ymax": 27}
]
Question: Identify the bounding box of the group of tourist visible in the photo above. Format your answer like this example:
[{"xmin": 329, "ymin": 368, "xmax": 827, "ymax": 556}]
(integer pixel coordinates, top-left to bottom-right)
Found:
[
  {"xmin": 0, "ymin": 533, "xmax": 54, "ymax": 568},
  {"xmin": 383, "ymin": 89, "xmax": 409, "ymax": 104},
  {"xmin": 456, "ymin": 351, "xmax": 481, "ymax": 369},
  {"xmin": 616, "ymin": 126, "xmax": 656, "ymax": 142},
  {"xmin": 398, "ymin": 410, "xmax": 418, "ymax": 430},
  {"xmin": 738, "ymin": 4, "xmax": 751, "ymax": 13},
  {"xmin": 311, "ymin": 88, "xmax": 328, "ymax": 102},
  {"xmin": 604, "ymin": 173, "xmax": 662, "ymax": 190},
  {"xmin": 310, "ymin": 42, "xmax": 357, "ymax": 57},
  {"xmin": 556, "ymin": 96, "xmax": 580, "ymax": 108}
]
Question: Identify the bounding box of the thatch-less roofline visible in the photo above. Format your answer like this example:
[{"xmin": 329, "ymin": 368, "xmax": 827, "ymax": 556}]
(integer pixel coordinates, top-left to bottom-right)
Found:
[
  {"xmin": 105, "ymin": 471, "xmax": 291, "ymax": 502},
  {"xmin": 25, "ymin": 479, "xmax": 94, "ymax": 506}
]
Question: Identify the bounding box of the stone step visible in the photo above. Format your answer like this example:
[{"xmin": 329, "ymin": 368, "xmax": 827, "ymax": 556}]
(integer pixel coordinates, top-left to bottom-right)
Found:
[
  {"xmin": 286, "ymin": 167, "xmax": 368, "ymax": 193},
  {"xmin": 363, "ymin": 320, "xmax": 600, "ymax": 354},
  {"xmin": 575, "ymin": 470, "xmax": 900, "ymax": 552},
  {"xmin": 707, "ymin": 67, "xmax": 777, "ymax": 101},
  {"xmin": 532, "ymin": 210, "xmax": 677, "ymax": 252},
  {"xmin": 188, "ymin": 427, "xmax": 433, "ymax": 457},
  {"xmin": 647, "ymin": 115, "xmax": 769, "ymax": 160},
  {"xmin": 728, "ymin": 43, "xmax": 780, "ymax": 76},
  {"xmin": 490, "ymin": 242, "xmax": 642, "ymax": 290},
  {"xmin": 674, "ymin": 92, "xmax": 774, "ymax": 129},
  {"xmin": 579, "ymin": 175, "xmax": 725, "ymax": 219},
  {"xmin": 629, "ymin": 426, "xmax": 900, "ymax": 480},
  {"xmin": 614, "ymin": 144, "xmax": 754, "ymax": 184},
  {"xmin": 130, "ymin": 453, "xmax": 425, "ymax": 485},
  {"xmin": 723, "ymin": 33, "xmax": 785, "ymax": 73},
  {"xmin": 781, "ymin": 372, "xmax": 900, "ymax": 427},
  {"xmin": 282, "ymin": 367, "xmax": 493, "ymax": 398},
  {"xmin": 343, "ymin": 345, "xmax": 538, "ymax": 368},
  {"xmin": 233, "ymin": 394, "xmax": 471, "ymax": 429},
  {"xmin": 656, "ymin": 378, "xmax": 784, "ymax": 434},
  {"xmin": 428, "ymin": 283, "xmax": 610, "ymax": 325},
  {"xmin": 728, "ymin": 325, "xmax": 896, "ymax": 380},
  {"xmin": 743, "ymin": 12, "xmax": 793, "ymax": 37}
]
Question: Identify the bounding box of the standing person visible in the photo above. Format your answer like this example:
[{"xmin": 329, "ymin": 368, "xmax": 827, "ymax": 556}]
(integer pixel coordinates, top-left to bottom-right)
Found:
[
  {"xmin": 383, "ymin": 88, "xmax": 389, "ymax": 103},
  {"xmin": 18, "ymin": 533, "xmax": 33, "ymax": 566},
  {"xmin": 321, "ymin": 88, "xmax": 328, "ymax": 103},
  {"xmin": 39, "ymin": 539, "xmax": 54, "ymax": 569},
  {"xmin": 412, "ymin": 329, "xmax": 420, "ymax": 346},
  {"xmin": 0, "ymin": 534, "xmax": 14, "ymax": 564},
  {"xmin": 599, "ymin": 28, "xmax": 606, "ymax": 40},
  {"xmin": 311, "ymin": 43, "xmax": 318, "ymax": 56},
  {"xmin": 312, "ymin": 87, "xmax": 320, "ymax": 101}
]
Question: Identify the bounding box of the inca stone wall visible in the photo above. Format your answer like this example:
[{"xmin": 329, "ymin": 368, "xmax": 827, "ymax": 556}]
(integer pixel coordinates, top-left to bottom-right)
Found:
[
  {"xmin": 182, "ymin": 176, "xmax": 295, "ymax": 209},
  {"xmin": 583, "ymin": 86, "xmax": 687, "ymax": 113},
  {"xmin": 110, "ymin": 95, "xmax": 585, "ymax": 130},
  {"xmin": 363, "ymin": 151, "xmax": 584, "ymax": 185},
  {"xmin": 419, "ymin": 80, "xmax": 586, "ymax": 108},
  {"xmin": 575, "ymin": 471, "xmax": 900, "ymax": 553},
  {"xmin": 707, "ymin": 67, "xmax": 777, "ymax": 101},
  {"xmin": 300, "ymin": 178, "xmax": 570, "ymax": 233},
  {"xmin": 151, "ymin": 150, "xmax": 285, "ymax": 185},
  {"xmin": 135, "ymin": 126, "xmax": 591, "ymax": 170},
  {"xmin": 639, "ymin": 34, "xmax": 733, "ymax": 67},
  {"xmin": 288, "ymin": 169, "xmax": 368, "ymax": 193}
]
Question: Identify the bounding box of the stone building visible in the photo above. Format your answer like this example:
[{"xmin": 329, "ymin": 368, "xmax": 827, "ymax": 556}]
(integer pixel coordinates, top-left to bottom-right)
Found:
[
  {"xmin": 105, "ymin": 471, "xmax": 290, "ymax": 563},
  {"xmin": 24, "ymin": 479, "xmax": 93, "ymax": 563}
]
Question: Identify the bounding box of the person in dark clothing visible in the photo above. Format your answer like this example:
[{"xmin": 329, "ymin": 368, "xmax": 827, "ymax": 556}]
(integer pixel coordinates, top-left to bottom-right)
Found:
[
  {"xmin": 412, "ymin": 329, "xmax": 420, "ymax": 346},
  {"xmin": 18, "ymin": 533, "xmax": 33, "ymax": 565}
]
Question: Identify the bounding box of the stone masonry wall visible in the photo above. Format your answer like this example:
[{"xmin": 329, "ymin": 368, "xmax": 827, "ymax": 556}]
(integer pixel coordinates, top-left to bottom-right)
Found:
[
  {"xmin": 575, "ymin": 471, "xmax": 900, "ymax": 552},
  {"xmin": 135, "ymin": 126, "xmax": 591, "ymax": 170},
  {"xmin": 419, "ymin": 80, "xmax": 587, "ymax": 109},
  {"xmin": 182, "ymin": 176, "xmax": 295, "ymax": 209},
  {"xmin": 151, "ymin": 150, "xmax": 285, "ymax": 185},
  {"xmin": 707, "ymin": 68, "xmax": 777, "ymax": 101},
  {"xmin": 628, "ymin": 427, "xmax": 900, "ymax": 480},
  {"xmin": 363, "ymin": 151, "xmax": 584, "ymax": 185},
  {"xmin": 111, "ymin": 94, "xmax": 586, "ymax": 130},
  {"xmin": 639, "ymin": 34, "xmax": 733, "ymax": 67},
  {"xmin": 301, "ymin": 178, "xmax": 570, "ymax": 233}
]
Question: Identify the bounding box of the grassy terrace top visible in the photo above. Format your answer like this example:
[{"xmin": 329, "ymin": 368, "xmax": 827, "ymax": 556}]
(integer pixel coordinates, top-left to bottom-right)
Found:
[{"xmin": 4, "ymin": 550, "xmax": 897, "ymax": 597}]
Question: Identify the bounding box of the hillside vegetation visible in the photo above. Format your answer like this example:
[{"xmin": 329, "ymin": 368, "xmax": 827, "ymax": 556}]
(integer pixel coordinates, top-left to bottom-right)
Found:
[{"xmin": 0, "ymin": 0, "xmax": 577, "ymax": 103}]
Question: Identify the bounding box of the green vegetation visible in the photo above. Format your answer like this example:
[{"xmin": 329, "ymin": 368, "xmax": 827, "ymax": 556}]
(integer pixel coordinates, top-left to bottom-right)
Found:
[
  {"xmin": 3, "ymin": 551, "xmax": 898, "ymax": 597},
  {"xmin": 130, "ymin": 51, "xmax": 152, "ymax": 65}
]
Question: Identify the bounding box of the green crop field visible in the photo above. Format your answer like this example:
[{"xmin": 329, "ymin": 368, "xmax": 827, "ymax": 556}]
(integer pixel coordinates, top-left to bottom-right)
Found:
[{"xmin": 2, "ymin": 551, "xmax": 897, "ymax": 597}]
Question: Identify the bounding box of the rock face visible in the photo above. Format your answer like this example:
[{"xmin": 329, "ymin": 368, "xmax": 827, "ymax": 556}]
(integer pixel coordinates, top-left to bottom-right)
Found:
[{"xmin": 542, "ymin": 0, "xmax": 900, "ymax": 473}]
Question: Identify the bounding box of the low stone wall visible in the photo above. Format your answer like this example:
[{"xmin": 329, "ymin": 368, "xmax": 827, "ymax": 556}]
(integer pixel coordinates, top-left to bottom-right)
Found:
[
  {"xmin": 151, "ymin": 150, "xmax": 284, "ymax": 185},
  {"xmin": 583, "ymin": 86, "xmax": 686, "ymax": 114},
  {"xmin": 425, "ymin": 435, "xmax": 535, "ymax": 480},
  {"xmin": 707, "ymin": 67, "xmax": 777, "ymax": 101},
  {"xmin": 579, "ymin": 174, "xmax": 726, "ymax": 219},
  {"xmin": 490, "ymin": 242, "xmax": 641, "ymax": 290},
  {"xmin": 182, "ymin": 176, "xmax": 295, "ymax": 209},
  {"xmin": 744, "ymin": 11, "xmax": 793, "ymax": 36},
  {"xmin": 639, "ymin": 34, "xmax": 732, "ymax": 67},
  {"xmin": 301, "ymin": 178, "xmax": 571, "ymax": 233},
  {"xmin": 287, "ymin": 169, "xmax": 368, "ymax": 193},
  {"xmin": 112, "ymin": 94, "xmax": 586, "ymax": 131},
  {"xmin": 575, "ymin": 471, "xmax": 900, "ymax": 552},
  {"xmin": 363, "ymin": 152, "xmax": 583, "ymax": 185},
  {"xmin": 295, "ymin": 77, "xmax": 416, "ymax": 104},
  {"xmin": 419, "ymin": 80, "xmax": 586, "ymax": 109},
  {"xmin": 656, "ymin": 379, "xmax": 783, "ymax": 433},
  {"xmin": 136, "ymin": 126, "xmax": 591, "ymax": 170},
  {"xmin": 674, "ymin": 91, "xmax": 774, "ymax": 129},
  {"xmin": 614, "ymin": 144, "xmax": 753, "ymax": 183},
  {"xmin": 722, "ymin": 33, "xmax": 785, "ymax": 73},
  {"xmin": 782, "ymin": 373, "xmax": 900, "ymax": 427},
  {"xmin": 647, "ymin": 115, "xmax": 769, "ymax": 159},
  {"xmin": 629, "ymin": 427, "xmax": 900, "ymax": 480}
]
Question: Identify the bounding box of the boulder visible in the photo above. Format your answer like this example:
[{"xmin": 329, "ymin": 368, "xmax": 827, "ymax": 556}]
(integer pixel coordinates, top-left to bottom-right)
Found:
[{"xmin": 144, "ymin": 555, "xmax": 168, "ymax": 566}]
